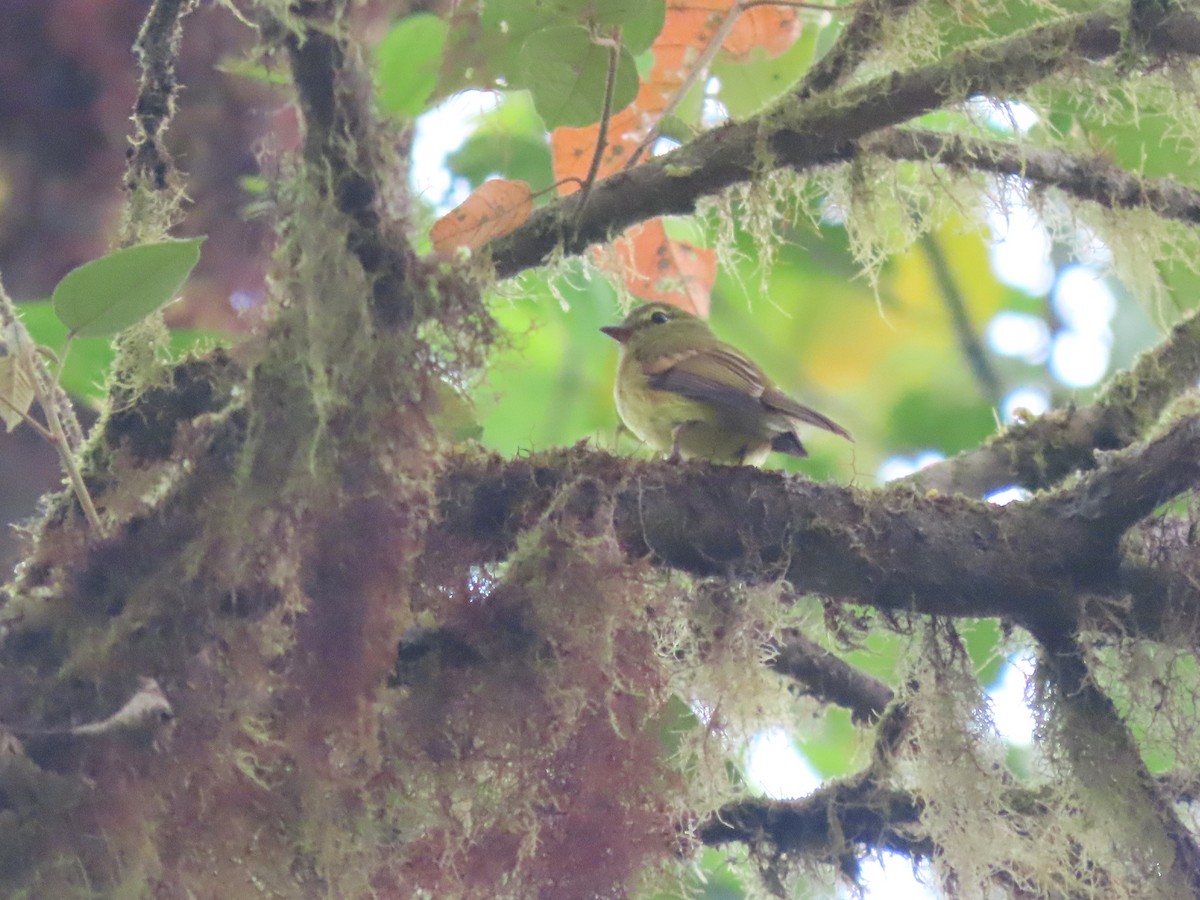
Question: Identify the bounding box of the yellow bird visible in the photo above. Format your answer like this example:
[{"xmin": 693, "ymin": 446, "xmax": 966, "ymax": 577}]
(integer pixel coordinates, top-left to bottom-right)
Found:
[{"xmin": 601, "ymin": 303, "xmax": 851, "ymax": 465}]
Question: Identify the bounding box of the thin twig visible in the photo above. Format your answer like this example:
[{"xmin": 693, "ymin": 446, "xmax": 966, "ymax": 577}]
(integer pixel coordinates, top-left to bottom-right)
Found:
[
  {"xmin": 871, "ymin": 127, "xmax": 1200, "ymax": 225},
  {"xmin": 625, "ymin": 4, "xmax": 744, "ymax": 170},
  {"xmin": 0, "ymin": 393, "xmax": 54, "ymax": 443},
  {"xmin": 768, "ymin": 629, "xmax": 895, "ymax": 723},
  {"xmin": 0, "ymin": 289, "xmax": 103, "ymax": 533},
  {"xmin": 576, "ymin": 27, "xmax": 623, "ymax": 228},
  {"xmin": 48, "ymin": 337, "xmax": 84, "ymax": 451},
  {"xmin": 794, "ymin": 0, "xmax": 921, "ymax": 99},
  {"xmin": 29, "ymin": 354, "xmax": 103, "ymax": 533},
  {"xmin": 921, "ymin": 232, "xmax": 1002, "ymax": 406}
]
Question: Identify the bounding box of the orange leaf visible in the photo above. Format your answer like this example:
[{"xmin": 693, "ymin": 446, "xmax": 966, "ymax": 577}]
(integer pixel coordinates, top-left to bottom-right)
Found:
[
  {"xmin": 549, "ymin": 2, "xmax": 800, "ymax": 195},
  {"xmin": 551, "ymin": 4, "xmax": 730, "ymax": 192},
  {"xmin": 551, "ymin": 107, "xmax": 648, "ymax": 194},
  {"xmin": 608, "ymin": 219, "xmax": 715, "ymax": 317},
  {"xmin": 723, "ymin": 5, "xmax": 801, "ymax": 59},
  {"xmin": 430, "ymin": 179, "xmax": 533, "ymax": 253}
]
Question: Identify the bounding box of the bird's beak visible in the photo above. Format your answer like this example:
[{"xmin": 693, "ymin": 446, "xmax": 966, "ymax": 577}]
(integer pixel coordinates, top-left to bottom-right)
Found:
[{"xmin": 600, "ymin": 325, "xmax": 632, "ymax": 344}]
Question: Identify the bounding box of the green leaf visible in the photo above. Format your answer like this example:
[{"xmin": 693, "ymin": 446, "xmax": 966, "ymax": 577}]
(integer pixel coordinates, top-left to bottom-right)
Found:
[
  {"xmin": 51, "ymin": 238, "xmax": 204, "ymax": 338},
  {"xmin": 479, "ymin": 0, "xmax": 546, "ymax": 38},
  {"xmin": 796, "ymin": 707, "xmax": 858, "ymax": 776},
  {"xmin": 962, "ymin": 619, "xmax": 1005, "ymax": 686},
  {"xmin": 616, "ymin": 0, "xmax": 665, "ymax": 55},
  {"xmin": 447, "ymin": 94, "xmax": 554, "ymax": 191},
  {"xmin": 17, "ymin": 301, "xmax": 113, "ymax": 402},
  {"xmin": 518, "ymin": 26, "xmax": 639, "ymax": 128},
  {"xmin": 376, "ymin": 14, "xmax": 450, "ymax": 117},
  {"xmin": 711, "ymin": 30, "xmax": 818, "ymax": 118},
  {"xmin": 888, "ymin": 388, "xmax": 995, "ymax": 454},
  {"xmin": 18, "ymin": 299, "xmax": 221, "ymax": 403},
  {"xmin": 550, "ymin": 0, "xmax": 665, "ymax": 54}
]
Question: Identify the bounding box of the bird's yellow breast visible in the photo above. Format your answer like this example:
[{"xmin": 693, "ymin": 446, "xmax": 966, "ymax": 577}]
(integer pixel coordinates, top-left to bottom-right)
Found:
[{"xmin": 613, "ymin": 352, "xmax": 777, "ymax": 463}]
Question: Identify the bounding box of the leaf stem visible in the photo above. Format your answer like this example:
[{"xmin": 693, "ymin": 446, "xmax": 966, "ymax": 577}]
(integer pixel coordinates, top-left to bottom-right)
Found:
[
  {"xmin": 625, "ymin": 3, "xmax": 744, "ymax": 171},
  {"xmin": 575, "ymin": 26, "xmax": 622, "ymax": 231},
  {"xmin": 26, "ymin": 334, "xmax": 103, "ymax": 533},
  {"xmin": 0, "ymin": 283, "xmax": 102, "ymax": 533},
  {"xmin": 0, "ymin": 393, "xmax": 55, "ymax": 442}
]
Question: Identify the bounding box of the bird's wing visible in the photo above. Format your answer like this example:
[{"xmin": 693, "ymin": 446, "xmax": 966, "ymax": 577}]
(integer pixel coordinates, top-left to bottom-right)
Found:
[
  {"xmin": 761, "ymin": 385, "xmax": 852, "ymax": 440},
  {"xmin": 646, "ymin": 344, "xmax": 853, "ymax": 441},
  {"xmin": 644, "ymin": 345, "xmax": 767, "ymax": 414}
]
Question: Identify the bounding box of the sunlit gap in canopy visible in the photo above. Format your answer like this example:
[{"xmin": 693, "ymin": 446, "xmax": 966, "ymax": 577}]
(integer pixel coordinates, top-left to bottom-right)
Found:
[
  {"xmin": 877, "ymin": 451, "xmax": 945, "ymax": 484},
  {"xmin": 987, "ymin": 312, "xmax": 1050, "ymax": 365},
  {"xmin": 985, "ymin": 177, "xmax": 1056, "ymax": 297},
  {"xmin": 411, "ymin": 90, "xmax": 501, "ymax": 216},
  {"xmin": 987, "ymin": 652, "xmax": 1037, "ymax": 746},
  {"xmin": 703, "ymin": 76, "xmax": 729, "ymax": 128},
  {"xmin": 984, "ymin": 485, "xmax": 1031, "ymax": 506},
  {"xmin": 746, "ymin": 726, "xmax": 821, "ymax": 799},
  {"xmin": 982, "ymin": 163, "xmax": 1119, "ymax": 420},
  {"xmin": 854, "ymin": 853, "xmax": 936, "ymax": 900},
  {"xmin": 1000, "ymin": 386, "xmax": 1050, "ymax": 423},
  {"xmin": 967, "ymin": 96, "xmax": 1040, "ymax": 135},
  {"xmin": 1049, "ymin": 265, "xmax": 1116, "ymax": 388},
  {"xmin": 747, "ymin": 729, "xmax": 938, "ymax": 899}
]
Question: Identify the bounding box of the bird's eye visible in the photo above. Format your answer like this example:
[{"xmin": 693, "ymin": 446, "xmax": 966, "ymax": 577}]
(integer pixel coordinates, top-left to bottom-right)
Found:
[{"xmin": 650, "ymin": 311, "xmax": 670, "ymax": 325}]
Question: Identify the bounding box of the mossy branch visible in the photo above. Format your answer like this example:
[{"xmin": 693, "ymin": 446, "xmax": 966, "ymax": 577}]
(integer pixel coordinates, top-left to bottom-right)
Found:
[
  {"xmin": 870, "ymin": 128, "xmax": 1200, "ymax": 226},
  {"xmin": 908, "ymin": 303, "xmax": 1200, "ymax": 497},
  {"xmin": 767, "ymin": 629, "xmax": 895, "ymax": 724},
  {"xmin": 697, "ymin": 772, "xmax": 931, "ymax": 865},
  {"xmin": 126, "ymin": 0, "xmax": 195, "ymax": 194},
  {"xmin": 488, "ymin": 4, "xmax": 1200, "ymax": 278},
  {"xmin": 438, "ymin": 412, "xmax": 1200, "ymax": 642},
  {"xmin": 277, "ymin": 3, "xmax": 418, "ymax": 328},
  {"xmin": 1034, "ymin": 629, "xmax": 1200, "ymax": 895},
  {"xmin": 794, "ymin": 0, "xmax": 923, "ymax": 99}
]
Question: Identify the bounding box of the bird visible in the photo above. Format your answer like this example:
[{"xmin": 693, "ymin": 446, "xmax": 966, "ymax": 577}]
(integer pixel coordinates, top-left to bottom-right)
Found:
[{"xmin": 600, "ymin": 302, "xmax": 851, "ymax": 465}]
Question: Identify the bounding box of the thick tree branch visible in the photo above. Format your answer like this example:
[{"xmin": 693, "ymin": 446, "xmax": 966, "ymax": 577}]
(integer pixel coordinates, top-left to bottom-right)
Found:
[
  {"xmin": 1035, "ymin": 631, "xmax": 1200, "ymax": 895},
  {"xmin": 870, "ymin": 128, "xmax": 1200, "ymax": 226},
  {"xmin": 908, "ymin": 304, "xmax": 1200, "ymax": 497},
  {"xmin": 127, "ymin": 0, "xmax": 195, "ymax": 193},
  {"xmin": 1095, "ymin": 517, "xmax": 1200, "ymax": 646},
  {"xmin": 698, "ymin": 760, "xmax": 1197, "ymax": 893},
  {"xmin": 489, "ymin": 5, "xmax": 1200, "ymax": 278},
  {"xmin": 697, "ymin": 772, "xmax": 931, "ymax": 863},
  {"xmin": 437, "ymin": 412, "xmax": 1200, "ymax": 640},
  {"xmin": 1035, "ymin": 413, "xmax": 1200, "ymax": 542},
  {"xmin": 280, "ymin": 4, "xmax": 418, "ymax": 328},
  {"xmin": 768, "ymin": 630, "xmax": 895, "ymax": 723}
]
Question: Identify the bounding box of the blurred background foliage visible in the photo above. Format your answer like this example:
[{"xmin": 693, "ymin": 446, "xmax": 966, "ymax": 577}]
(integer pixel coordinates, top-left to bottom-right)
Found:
[{"xmin": 0, "ymin": 0, "xmax": 1193, "ymax": 893}]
